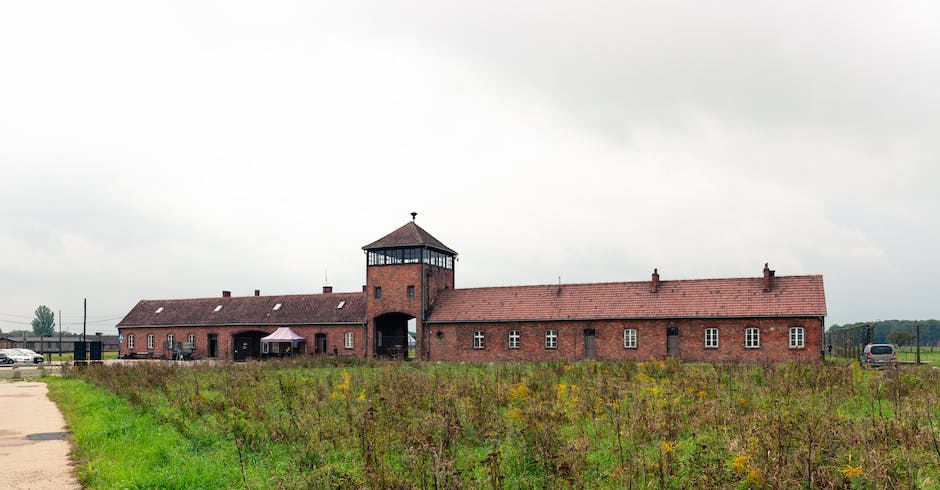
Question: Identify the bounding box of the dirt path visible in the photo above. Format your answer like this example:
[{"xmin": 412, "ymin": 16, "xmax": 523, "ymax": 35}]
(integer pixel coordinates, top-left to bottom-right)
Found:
[{"xmin": 0, "ymin": 381, "xmax": 81, "ymax": 489}]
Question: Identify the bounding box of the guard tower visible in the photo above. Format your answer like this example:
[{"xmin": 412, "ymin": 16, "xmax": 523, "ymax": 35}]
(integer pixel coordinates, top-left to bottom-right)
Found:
[{"xmin": 363, "ymin": 214, "xmax": 456, "ymax": 360}]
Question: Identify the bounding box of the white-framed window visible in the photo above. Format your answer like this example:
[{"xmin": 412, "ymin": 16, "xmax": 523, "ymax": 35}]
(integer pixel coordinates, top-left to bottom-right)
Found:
[
  {"xmin": 705, "ymin": 328, "xmax": 719, "ymax": 348},
  {"xmin": 127, "ymin": 334, "xmax": 135, "ymax": 349},
  {"xmin": 508, "ymin": 330, "xmax": 520, "ymax": 349},
  {"xmin": 789, "ymin": 327, "xmax": 804, "ymax": 348},
  {"xmin": 345, "ymin": 331, "xmax": 354, "ymax": 349},
  {"xmin": 262, "ymin": 342, "xmax": 269, "ymax": 354},
  {"xmin": 745, "ymin": 327, "xmax": 760, "ymax": 349},
  {"xmin": 147, "ymin": 333, "xmax": 155, "ymax": 349},
  {"xmin": 187, "ymin": 333, "xmax": 196, "ymax": 345},
  {"xmin": 545, "ymin": 329, "xmax": 558, "ymax": 349},
  {"xmin": 623, "ymin": 329, "xmax": 637, "ymax": 349},
  {"xmin": 473, "ymin": 330, "xmax": 485, "ymax": 349},
  {"xmin": 167, "ymin": 333, "xmax": 174, "ymax": 345}
]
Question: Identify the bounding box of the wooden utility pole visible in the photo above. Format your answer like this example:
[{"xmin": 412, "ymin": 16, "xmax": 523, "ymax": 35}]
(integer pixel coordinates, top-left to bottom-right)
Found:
[{"xmin": 916, "ymin": 322, "xmax": 921, "ymax": 365}]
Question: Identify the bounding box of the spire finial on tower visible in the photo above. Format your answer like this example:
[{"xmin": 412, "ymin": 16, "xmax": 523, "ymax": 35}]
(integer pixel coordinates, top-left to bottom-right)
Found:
[{"xmin": 411, "ymin": 212, "xmax": 417, "ymax": 222}]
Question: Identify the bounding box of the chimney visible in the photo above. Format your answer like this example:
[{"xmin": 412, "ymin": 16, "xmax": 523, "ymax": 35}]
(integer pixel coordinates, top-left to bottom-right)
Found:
[
  {"xmin": 362, "ymin": 285, "xmax": 368, "ymax": 292},
  {"xmin": 254, "ymin": 290, "xmax": 260, "ymax": 296},
  {"xmin": 222, "ymin": 290, "xmax": 231, "ymax": 298},
  {"xmin": 323, "ymin": 286, "xmax": 333, "ymax": 294},
  {"xmin": 650, "ymin": 268, "xmax": 660, "ymax": 293},
  {"xmin": 762, "ymin": 263, "xmax": 775, "ymax": 292}
]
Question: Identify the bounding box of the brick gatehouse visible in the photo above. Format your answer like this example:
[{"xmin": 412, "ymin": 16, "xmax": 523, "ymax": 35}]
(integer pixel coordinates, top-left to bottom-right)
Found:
[{"xmin": 118, "ymin": 218, "xmax": 827, "ymax": 363}]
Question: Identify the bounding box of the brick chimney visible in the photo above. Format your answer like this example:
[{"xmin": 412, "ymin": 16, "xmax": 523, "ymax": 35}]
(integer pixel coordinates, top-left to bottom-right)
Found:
[
  {"xmin": 254, "ymin": 290, "xmax": 260, "ymax": 296},
  {"xmin": 762, "ymin": 263, "xmax": 775, "ymax": 292},
  {"xmin": 222, "ymin": 290, "xmax": 231, "ymax": 298},
  {"xmin": 322, "ymin": 286, "xmax": 333, "ymax": 294},
  {"xmin": 362, "ymin": 285, "xmax": 367, "ymax": 292},
  {"xmin": 650, "ymin": 268, "xmax": 660, "ymax": 293}
]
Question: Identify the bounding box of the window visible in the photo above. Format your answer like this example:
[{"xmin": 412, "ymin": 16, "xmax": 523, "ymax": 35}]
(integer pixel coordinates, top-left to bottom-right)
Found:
[
  {"xmin": 508, "ymin": 330, "xmax": 520, "ymax": 349},
  {"xmin": 789, "ymin": 327, "xmax": 804, "ymax": 348},
  {"xmin": 187, "ymin": 333, "xmax": 196, "ymax": 345},
  {"xmin": 473, "ymin": 330, "xmax": 485, "ymax": 349},
  {"xmin": 167, "ymin": 333, "xmax": 174, "ymax": 346},
  {"xmin": 213, "ymin": 304, "xmax": 222, "ymax": 312},
  {"xmin": 337, "ymin": 301, "xmax": 346, "ymax": 309},
  {"xmin": 374, "ymin": 287, "xmax": 382, "ymax": 299},
  {"xmin": 407, "ymin": 285, "xmax": 415, "ymax": 297},
  {"xmin": 127, "ymin": 334, "xmax": 135, "ymax": 349},
  {"xmin": 545, "ymin": 329, "xmax": 558, "ymax": 349},
  {"xmin": 345, "ymin": 332, "xmax": 354, "ymax": 349},
  {"xmin": 745, "ymin": 327, "xmax": 760, "ymax": 348},
  {"xmin": 147, "ymin": 334, "xmax": 154, "ymax": 349},
  {"xmin": 705, "ymin": 328, "xmax": 719, "ymax": 348},
  {"xmin": 273, "ymin": 303, "xmax": 282, "ymax": 311},
  {"xmin": 623, "ymin": 329, "xmax": 637, "ymax": 349},
  {"xmin": 262, "ymin": 342, "xmax": 269, "ymax": 354},
  {"xmin": 155, "ymin": 306, "xmax": 164, "ymax": 314}
]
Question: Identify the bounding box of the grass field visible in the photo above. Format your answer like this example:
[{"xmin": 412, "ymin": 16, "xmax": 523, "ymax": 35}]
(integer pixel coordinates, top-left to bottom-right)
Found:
[
  {"xmin": 43, "ymin": 351, "xmax": 119, "ymax": 362},
  {"xmin": 48, "ymin": 358, "xmax": 940, "ymax": 489},
  {"xmin": 896, "ymin": 346, "xmax": 940, "ymax": 364}
]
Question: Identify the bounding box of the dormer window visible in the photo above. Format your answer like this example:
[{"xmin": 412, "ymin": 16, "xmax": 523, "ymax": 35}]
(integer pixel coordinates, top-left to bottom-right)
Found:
[
  {"xmin": 273, "ymin": 303, "xmax": 282, "ymax": 311},
  {"xmin": 155, "ymin": 307, "xmax": 164, "ymax": 314},
  {"xmin": 213, "ymin": 305, "xmax": 223, "ymax": 312}
]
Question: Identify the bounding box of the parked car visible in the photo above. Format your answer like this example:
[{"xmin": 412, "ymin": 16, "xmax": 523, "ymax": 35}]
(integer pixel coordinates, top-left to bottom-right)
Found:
[
  {"xmin": 861, "ymin": 343, "xmax": 897, "ymax": 367},
  {"xmin": 1, "ymin": 348, "xmax": 44, "ymax": 364},
  {"xmin": 0, "ymin": 351, "xmax": 13, "ymax": 365}
]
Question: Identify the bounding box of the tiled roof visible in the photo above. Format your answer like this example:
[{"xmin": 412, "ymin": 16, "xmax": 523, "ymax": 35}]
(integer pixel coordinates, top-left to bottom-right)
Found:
[
  {"xmin": 117, "ymin": 292, "xmax": 366, "ymax": 328},
  {"xmin": 363, "ymin": 222, "xmax": 457, "ymax": 255},
  {"xmin": 426, "ymin": 275, "xmax": 826, "ymax": 322}
]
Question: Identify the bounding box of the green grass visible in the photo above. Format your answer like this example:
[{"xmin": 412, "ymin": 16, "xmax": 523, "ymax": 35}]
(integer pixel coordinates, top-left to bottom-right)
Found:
[
  {"xmin": 44, "ymin": 351, "xmax": 119, "ymax": 361},
  {"xmin": 896, "ymin": 346, "xmax": 940, "ymax": 364},
  {"xmin": 50, "ymin": 358, "xmax": 940, "ymax": 489},
  {"xmin": 45, "ymin": 377, "xmax": 242, "ymax": 489}
]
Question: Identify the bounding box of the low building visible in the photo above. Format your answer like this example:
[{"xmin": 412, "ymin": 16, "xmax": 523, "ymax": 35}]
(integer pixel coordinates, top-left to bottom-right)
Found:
[
  {"xmin": 0, "ymin": 335, "xmax": 120, "ymax": 353},
  {"xmin": 118, "ymin": 219, "xmax": 827, "ymax": 362}
]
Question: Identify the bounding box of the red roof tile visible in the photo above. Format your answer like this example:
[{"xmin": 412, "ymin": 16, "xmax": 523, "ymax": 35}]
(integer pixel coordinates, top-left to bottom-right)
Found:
[
  {"xmin": 362, "ymin": 222, "xmax": 457, "ymax": 255},
  {"xmin": 117, "ymin": 292, "xmax": 366, "ymax": 328},
  {"xmin": 426, "ymin": 275, "xmax": 826, "ymax": 322}
]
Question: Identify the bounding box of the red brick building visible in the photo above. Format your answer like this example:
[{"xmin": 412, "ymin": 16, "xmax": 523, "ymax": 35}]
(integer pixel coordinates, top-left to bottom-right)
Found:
[{"xmin": 118, "ymin": 219, "xmax": 827, "ymax": 363}]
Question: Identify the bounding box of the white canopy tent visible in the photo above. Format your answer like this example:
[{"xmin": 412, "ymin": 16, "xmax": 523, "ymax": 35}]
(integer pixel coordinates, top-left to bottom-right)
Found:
[{"xmin": 260, "ymin": 327, "xmax": 306, "ymax": 356}]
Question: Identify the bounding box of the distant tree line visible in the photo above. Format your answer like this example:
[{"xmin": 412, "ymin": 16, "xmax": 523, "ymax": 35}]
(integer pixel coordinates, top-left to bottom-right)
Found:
[{"xmin": 828, "ymin": 320, "xmax": 940, "ymax": 347}]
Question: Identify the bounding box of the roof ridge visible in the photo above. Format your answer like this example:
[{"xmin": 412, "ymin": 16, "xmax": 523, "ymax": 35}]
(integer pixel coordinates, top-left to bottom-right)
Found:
[{"xmin": 443, "ymin": 274, "xmax": 822, "ymax": 293}]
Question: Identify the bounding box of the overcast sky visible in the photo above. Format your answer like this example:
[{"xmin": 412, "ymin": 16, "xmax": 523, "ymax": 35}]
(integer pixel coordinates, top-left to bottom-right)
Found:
[{"xmin": 1, "ymin": 1, "xmax": 937, "ymax": 334}]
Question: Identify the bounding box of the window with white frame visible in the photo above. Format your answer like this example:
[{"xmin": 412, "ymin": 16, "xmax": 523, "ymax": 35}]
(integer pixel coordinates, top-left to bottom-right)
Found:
[
  {"xmin": 789, "ymin": 327, "xmax": 804, "ymax": 348},
  {"xmin": 473, "ymin": 330, "xmax": 485, "ymax": 349},
  {"xmin": 345, "ymin": 331, "xmax": 354, "ymax": 349},
  {"xmin": 623, "ymin": 328, "xmax": 637, "ymax": 349},
  {"xmin": 187, "ymin": 333, "xmax": 196, "ymax": 345},
  {"xmin": 147, "ymin": 333, "xmax": 154, "ymax": 349},
  {"xmin": 508, "ymin": 330, "xmax": 520, "ymax": 349},
  {"xmin": 262, "ymin": 342, "xmax": 269, "ymax": 354},
  {"xmin": 545, "ymin": 329, "xmax": 558, "ymax": 349},
  {"xmin": 127, "ymin": 334, "xmax": 135, "ymax": 349},
  {"xmin": 705, "ymin": 328, "xmax": 719, "ymax": 348},
  {"xmin": 167, "ymin": 333, "xmax": 174, "ymax": 346},
  {"xmin": 745, "ymin": 327, "xmax": 760, "ymax": 348}
]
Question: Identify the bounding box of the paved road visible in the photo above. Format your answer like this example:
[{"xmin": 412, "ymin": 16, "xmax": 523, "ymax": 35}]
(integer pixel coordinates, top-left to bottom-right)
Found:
[{"xmin": 0, "ymin": 381, "xmax": 80, "ymax": 489}]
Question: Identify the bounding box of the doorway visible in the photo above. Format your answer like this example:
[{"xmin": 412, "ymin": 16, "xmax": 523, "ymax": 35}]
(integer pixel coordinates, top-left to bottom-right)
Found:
[
  {"xmin": 583, "ymin": 329, "xmax": 596, "ymax": 359},
  {"xmin": 207, "ymin": 333, "xmax": 218, "ymax": 358},
  {"xmin": 314, "ymin": 333, "xmax": 327, "ymax": 355},
  {"xmin": 374, "ymin": 312, "xmax": 412, "ymax": 359},
  {"xmin": 666, "ymin": 327, "xmax": 679, "ymax": 357},
  {"xmin": 233, "ymin": 331, "xmax": 266, "ymax": 361}
]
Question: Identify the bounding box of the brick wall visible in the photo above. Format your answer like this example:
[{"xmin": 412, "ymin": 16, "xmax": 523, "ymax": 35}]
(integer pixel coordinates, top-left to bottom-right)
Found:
[
  {"xmin": 426, "ymin": 316, "xmax": 823, "ymax": 363},
  {"xmin": 118, "ymin": 324, "xmax": 367, "ymax": 360}
]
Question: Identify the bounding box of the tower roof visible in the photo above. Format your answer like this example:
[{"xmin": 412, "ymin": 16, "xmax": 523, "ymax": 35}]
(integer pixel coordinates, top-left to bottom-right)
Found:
[{"xmin": 363, "ymin": 221, "xmax": 457, "ymax": 255}]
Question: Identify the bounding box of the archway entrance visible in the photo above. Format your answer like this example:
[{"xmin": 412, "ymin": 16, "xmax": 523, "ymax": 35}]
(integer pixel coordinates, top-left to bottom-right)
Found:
[
  {"xmin": 374, "ymin": 312, "xmax": 413, "ymax": 359},
  {"xmin": 233, "ymin": 330, "xmax": 267, "ymax": 361}
]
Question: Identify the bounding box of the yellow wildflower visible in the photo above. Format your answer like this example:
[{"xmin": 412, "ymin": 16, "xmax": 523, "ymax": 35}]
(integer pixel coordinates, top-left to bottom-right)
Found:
[
  {"xmin": 660, "ymin": 440, "xmax": 677, "ymax": 454},
  {"xmin": 745, "ymin": 468, "xmax": 763, "ymax": 484},
  {"xmin": 697, "ymin": 390, "xmax": 706, "ymax": 399},
  {"xmin": 840, "ymin": 465, "xmax": 863, "ymax": 478},
  {"xmin": 731, "ymin": 454, "xmax": 749, "ymax": 474},
  {"xmin": 356, "ymin": 389, "xmax": 366, "ymax": 401},
  {"xmin": 508, "ymin": 382, "xmax": 531, "ymax": 403}
]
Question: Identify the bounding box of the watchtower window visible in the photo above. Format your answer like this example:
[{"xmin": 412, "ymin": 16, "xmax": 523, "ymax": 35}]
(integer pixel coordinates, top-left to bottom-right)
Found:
[{"xmin": 367, "ymin": 247, "xmax": 454, "ymax": 270}]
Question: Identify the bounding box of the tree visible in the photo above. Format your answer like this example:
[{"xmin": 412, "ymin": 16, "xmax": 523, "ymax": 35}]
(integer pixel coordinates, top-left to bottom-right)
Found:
[{"xmin": 31, "ymin": 306, "xmax": 55, "ymax": 336}]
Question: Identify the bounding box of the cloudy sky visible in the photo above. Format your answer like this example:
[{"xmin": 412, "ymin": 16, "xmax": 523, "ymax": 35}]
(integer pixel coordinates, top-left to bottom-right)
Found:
[{"xmin": 1, "ymin": 1, "xmax": 937, "ymax": 333}]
